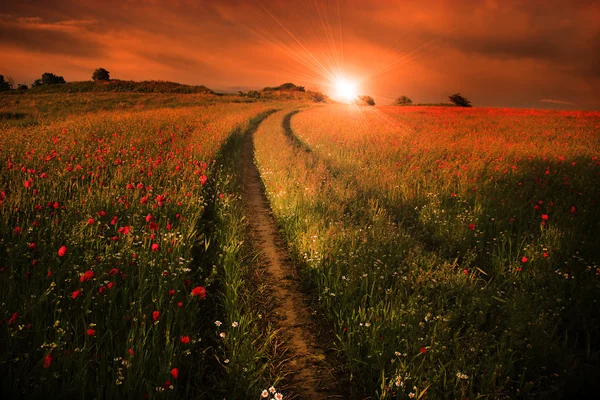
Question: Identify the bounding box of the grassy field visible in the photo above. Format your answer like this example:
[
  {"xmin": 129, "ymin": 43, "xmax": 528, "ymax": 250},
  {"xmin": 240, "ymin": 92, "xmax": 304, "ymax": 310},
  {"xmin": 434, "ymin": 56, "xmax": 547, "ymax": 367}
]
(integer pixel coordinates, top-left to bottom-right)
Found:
[
  {"xmin": 256, "ymin": 105, "xmax": 600, "ymax": 398},
  {"xmin": 1, "ymin": 92, "xmax": 599, "ymax": 399}
]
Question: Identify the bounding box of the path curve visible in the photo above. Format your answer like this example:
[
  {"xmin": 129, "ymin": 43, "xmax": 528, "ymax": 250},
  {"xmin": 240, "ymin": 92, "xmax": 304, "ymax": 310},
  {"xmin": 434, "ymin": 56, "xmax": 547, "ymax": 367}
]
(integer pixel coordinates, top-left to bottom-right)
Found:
[{"xmin": 241, "ymin": 112, "xmax": 342, "ymax": 400}]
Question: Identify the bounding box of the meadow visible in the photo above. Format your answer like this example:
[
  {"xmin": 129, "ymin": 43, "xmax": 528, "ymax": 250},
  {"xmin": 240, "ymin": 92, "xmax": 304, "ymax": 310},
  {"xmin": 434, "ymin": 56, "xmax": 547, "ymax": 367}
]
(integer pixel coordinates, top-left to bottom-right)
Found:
[{"xmin": 1, "ymin": 92, "xmax": 599, "ymax": 399}]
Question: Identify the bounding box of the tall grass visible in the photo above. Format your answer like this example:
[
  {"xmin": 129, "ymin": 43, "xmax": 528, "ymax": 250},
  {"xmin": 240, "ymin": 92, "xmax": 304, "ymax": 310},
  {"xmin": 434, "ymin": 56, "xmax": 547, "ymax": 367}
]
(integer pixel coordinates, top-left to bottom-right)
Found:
[{"xmin": 255, "ymin": 105, "xmax": 600, "ymax": 398}]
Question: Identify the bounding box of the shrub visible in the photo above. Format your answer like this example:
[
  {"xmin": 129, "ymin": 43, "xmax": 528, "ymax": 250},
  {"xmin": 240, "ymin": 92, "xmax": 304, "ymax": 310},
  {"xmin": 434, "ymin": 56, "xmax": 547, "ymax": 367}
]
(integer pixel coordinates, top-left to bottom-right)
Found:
[
  {"xmin": 449, "ymin": 93, "xmax": 472, "ymax": 107},
  {"xmin": 92, "ymin": 68, "xmax": 110, "ymax": 81},
  {"xmin": 357, "ymin": 95, "xmax": 375, "ymax": 106},
  {"xmin": 0, "ymin": 75, "xmax": 11, "ymax": 91},
  {"xmin": 32, "ymin": 72, "xmax": 66, "ymax": 86},
  {"xmin": 395, "ymin": 95, "xmax": 412, "ymax": 106}
]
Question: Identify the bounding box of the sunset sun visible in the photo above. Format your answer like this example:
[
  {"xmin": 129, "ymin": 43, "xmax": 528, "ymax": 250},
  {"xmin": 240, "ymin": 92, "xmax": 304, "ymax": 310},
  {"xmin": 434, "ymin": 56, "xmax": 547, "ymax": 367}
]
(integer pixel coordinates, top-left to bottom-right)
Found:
[{"xmin": 333, "ymin": 77, "xmax": 358, "ymax": 103}]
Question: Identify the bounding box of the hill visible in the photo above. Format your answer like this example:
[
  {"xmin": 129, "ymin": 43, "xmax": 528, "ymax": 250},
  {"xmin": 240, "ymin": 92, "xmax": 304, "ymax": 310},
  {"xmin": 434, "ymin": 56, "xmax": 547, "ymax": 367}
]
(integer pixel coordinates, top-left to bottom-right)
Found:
[{"xmin": 25, "ymin": 79, "xmax": 215, "ymax": 94}]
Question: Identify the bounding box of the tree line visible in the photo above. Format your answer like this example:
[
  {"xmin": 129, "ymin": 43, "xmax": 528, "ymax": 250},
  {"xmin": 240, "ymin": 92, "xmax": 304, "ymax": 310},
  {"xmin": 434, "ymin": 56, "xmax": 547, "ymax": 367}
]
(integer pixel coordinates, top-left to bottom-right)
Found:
[{"xmin": 0, "ymin": 68, "xmax": 110, "ymax": 91}]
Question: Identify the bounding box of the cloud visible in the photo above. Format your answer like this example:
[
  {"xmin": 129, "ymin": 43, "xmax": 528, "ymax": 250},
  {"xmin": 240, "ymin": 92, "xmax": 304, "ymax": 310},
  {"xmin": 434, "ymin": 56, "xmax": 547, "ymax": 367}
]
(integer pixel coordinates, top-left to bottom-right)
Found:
[{"xmin": 540, "ymin": 99, "xmax": 577, "ymax": 106}]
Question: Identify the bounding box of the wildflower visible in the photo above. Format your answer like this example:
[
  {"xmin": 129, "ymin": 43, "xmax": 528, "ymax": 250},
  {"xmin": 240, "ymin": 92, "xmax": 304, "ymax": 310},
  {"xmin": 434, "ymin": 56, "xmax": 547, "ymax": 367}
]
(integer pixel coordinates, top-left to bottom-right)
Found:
[
  {"xmin": 419, "ymin": 347, "xmax": 427, "ymax": 354},
  {"xmin": 274, "ymin": 393, "xmax": 283, "ymax": 400},
  {"xmin": 220, "ymin": 332, "xmax": 226, "ymax": 338},
  {"xmin": 180, "ymin": 336, "xmax": 190, "ymax": 344},
  {"xmin": 43, "ymin": 353, "xmax": 53, "ymax": 369},
  {"xmin": 200, "ymin": 175, "xmax": 207, "ymax": 185},
  {"xmin": 87, "ymin": 329, "xmax": 96, "ymax": 337},
  {"xmin": 118, "ymin": 226, "xmax": 131, "ymax": 235},
  {"xmin": 72, "ymin": 290, "xmax": 82, "ymax": 299},
  {"xmin": 151, "ymin": 243, "xmax": 159, "ymax": 251},
  {"xmin": 521, "ymin": 256, "xmax": 528, "ymax": 263},
  {"xmin": 467, "ymin": 223, "xmax": 475, "ymax": 230},
  {"xmin": 152, "ymin": 311, "xmax": 160, "ymax": 322},
  {"xmin": 8, "ymin": 312, "xmax": 18, "ymax": 325},
  {"xmin": 171, "ymin": 368, "xmax": 179, "ymax": 379},
  {"xmin": 109, "ymin": 268, "xmax": 119, "ymax": 276},
  {"xmin": 214, "ymin": 321, "xmax": 222, "ymax": 327},
  {"xmin": 128, "ymin": 348, "xmax": 135, "ymax": 356},
  {"xmin": 57, "ymin": 246, "xmax": 67, "ymax": 257},
  {"xmin": 408, "ymin": 393, "xmax": 415, "ymax": 398},
  {"xmin": 146, "ymin": 214, "xmax": 153, "ymax": 222},
  {"xmin": 231, "ymin": 321, "xmax": 239, "ymax": 328},
  {"xmin": 261, "ymin": 390, "xmax": 269, "ymax": 398},
  {"xmin": 191, "ymin": 286, "xmax": 206, "ymax": 298},
  {"xmin": 88, "ymin": 218, "xmax": 95, "ymax": 225},
  {"xmin": 80, "ymin": 270, "xmax": 95, "ymax": 282},
  {"xmin": 541, "ymin": 214, "xmax": 549, "ymax": 221},
  {"xmin": 269, "ymin": 386, "xmax": 276, "ymax": 394},
  {"xmin": 169, "ymin": 290, "xmax": 176, "ymax": 296}
]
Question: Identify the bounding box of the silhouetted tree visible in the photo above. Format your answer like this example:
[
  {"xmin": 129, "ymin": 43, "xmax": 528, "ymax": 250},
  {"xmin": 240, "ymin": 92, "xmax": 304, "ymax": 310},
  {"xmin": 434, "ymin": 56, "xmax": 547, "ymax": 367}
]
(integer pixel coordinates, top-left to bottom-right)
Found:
[
  {"xmin": 92, "ymin": 68, "xmax": 110, "ymax": 81},
  {"xmin": 17, "ymin": 83, "xmax": 28, "ymax": 91},
  {"xmin": 358, "ymin": 95, "xmax": 375, "ymax": 106},
  {"xmin": 395, "ymin": 95, "xmax": 412, "ymax": 106},
  {"xmin": 449, "ymin": 93, "xmax": 472, "ymax": 107},
  {"xmin": 0, "ymin": 75, "xmax": 11, "ymax": 91},
  {"xmin": 32, "ymin": 72, "xmax": 66, "ymax": 86},
  {"xmin": 309, "ymin": 91, "xmax": 326, "ymax": 103}
]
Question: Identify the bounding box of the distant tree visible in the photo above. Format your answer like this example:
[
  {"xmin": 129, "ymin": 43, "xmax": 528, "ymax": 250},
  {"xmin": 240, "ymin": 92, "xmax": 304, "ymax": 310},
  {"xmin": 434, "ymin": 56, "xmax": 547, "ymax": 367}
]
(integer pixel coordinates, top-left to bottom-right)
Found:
[
  {"xmin": 17, "ymin": 83, "xmax": 28, "ymax": 91},
  {"xmin": 92, "ymin": 68, "xmax": 110, "ymax": 81},
  {"xmin": 32, "ymin": 72, "xmax": 66, "ymax": 86},
  {"xmin": 395, "ymin": 95, "xmax": 412, "ymax": 106},
  {"xmin": 358, "ymin": 95, "xmax": 375, "ymax": 106},
  {"xmin": 309, "ymin": 91, "xmax": 326, "ymax": 103},
  {"xmin": 0, "ymin": 75, "xmax": 11, "ymax": 91},
  {"xmin": 6, "ymin": 76, "xmax": 16, "ymax": 89},
  {"xmin": 449, "ymin": 93, "xmax": 472, "ymax": 107}
]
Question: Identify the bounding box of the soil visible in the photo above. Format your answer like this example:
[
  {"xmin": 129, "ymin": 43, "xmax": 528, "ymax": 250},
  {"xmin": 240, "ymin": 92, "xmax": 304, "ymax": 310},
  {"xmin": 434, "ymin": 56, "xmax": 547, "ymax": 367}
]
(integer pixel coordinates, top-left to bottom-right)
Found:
[{"xmin": 241, "ymin": 117, "xmax": 343, "ymax": 399}]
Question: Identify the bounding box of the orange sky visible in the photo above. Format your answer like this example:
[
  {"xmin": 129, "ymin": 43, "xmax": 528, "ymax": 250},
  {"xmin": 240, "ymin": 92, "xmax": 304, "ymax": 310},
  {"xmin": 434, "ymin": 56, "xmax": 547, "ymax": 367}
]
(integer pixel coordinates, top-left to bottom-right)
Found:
[{"xmin": 1, "ymin": 0, "xmax": 599, "ymax": 109}]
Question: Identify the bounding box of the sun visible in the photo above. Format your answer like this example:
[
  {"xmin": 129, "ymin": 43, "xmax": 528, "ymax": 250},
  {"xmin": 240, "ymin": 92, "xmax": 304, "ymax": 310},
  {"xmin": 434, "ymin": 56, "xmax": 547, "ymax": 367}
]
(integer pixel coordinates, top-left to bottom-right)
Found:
[{"xmin": 333, "ymin": 77, "xmax": 358, "ymax": 103}]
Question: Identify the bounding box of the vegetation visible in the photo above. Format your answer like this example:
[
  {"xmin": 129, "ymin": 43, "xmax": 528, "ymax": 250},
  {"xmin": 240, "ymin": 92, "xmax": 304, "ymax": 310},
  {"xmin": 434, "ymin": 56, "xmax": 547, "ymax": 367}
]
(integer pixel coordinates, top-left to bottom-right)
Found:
[
  {"xmin": 24, "ymin": 80, "xmax": 215, "ymax": 94},
  {"xmin": 449, "ymin": 92, "xmax": 472, "ymax": 107},
  {"xmin": 394, "ymin": 95, "xmax": 412, "ymax": 106},
  {"xmin": 92, "ymin": 68, "xmax": 110, "ymax": 81},
  {"xmin": 0, "ymin": 75, "xmax": 11, "ymax": 92},
  {"xmin": 32, "ymin": 72, "xmax": 66, "ymax": 87},
  {"xmin": 257, "ymin": 105, "xmax": 600, "ymax": 398},
  {"xmin": 357, "ymin": 95, "xmax": 376, "ymax": 106},
  {"xmin": 262, "ymin": 82, "xmax": 305, "ymax": 92}
]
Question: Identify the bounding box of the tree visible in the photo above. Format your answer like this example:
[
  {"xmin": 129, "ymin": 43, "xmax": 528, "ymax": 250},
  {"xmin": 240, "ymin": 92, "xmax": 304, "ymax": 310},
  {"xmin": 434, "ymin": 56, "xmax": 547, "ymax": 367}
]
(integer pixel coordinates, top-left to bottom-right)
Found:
[
  {"xmin": 0, "ymin": 75, "xmax": 11, "ymax": 91},
  {"xmin": 32, "ymin": 72, "xmax": 66, "ymax": 86},
  {"xmin": 449, "ymin": 93, "xmax": 472, "ymax": 107},
  {"xmin": 357, "ymin": 95, "xmax": 375, "ymax": 106},
  {"xmin": 395, "ymin": 95, "xmax": 412, "ymax": 106},
  {"xmin": 92, "ymin": 68, "xmax": 110, "ymax": 81},
  {"xmin": 17, "ymin": 83, "xmax": 28, "ymax": 91}
]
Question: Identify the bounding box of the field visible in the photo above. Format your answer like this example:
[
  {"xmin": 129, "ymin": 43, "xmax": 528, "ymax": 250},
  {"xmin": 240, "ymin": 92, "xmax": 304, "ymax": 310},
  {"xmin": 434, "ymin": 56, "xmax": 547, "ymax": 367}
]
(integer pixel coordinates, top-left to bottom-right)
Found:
[{"xmin": 1, "ymin": 93, "xmax": 599, "ymax": 399}]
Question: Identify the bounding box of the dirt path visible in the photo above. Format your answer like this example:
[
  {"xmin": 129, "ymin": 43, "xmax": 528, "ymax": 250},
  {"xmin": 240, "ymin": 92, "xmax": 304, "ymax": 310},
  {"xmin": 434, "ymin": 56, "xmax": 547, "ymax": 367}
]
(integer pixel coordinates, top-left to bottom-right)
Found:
[{"xmin": 241, "ymin": 115, "xmax": 342, "ymax": 400}]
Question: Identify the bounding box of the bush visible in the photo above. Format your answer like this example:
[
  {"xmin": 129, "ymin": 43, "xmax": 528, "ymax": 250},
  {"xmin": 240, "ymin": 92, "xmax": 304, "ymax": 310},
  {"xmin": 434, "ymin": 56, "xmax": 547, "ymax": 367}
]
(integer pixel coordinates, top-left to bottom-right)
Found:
[
  {"xmin": 395, "ymin": 95, "xmax": 412, "ymax": 106},
  {"xmin": 92, "ymin": 68, "xmax": 110, "ymax": 81},
  {"xmin": 0, "ymin": 75, "xmax": 11, "ymax": 91},
  {"xmin": 449, "ymin": 93, "xmax": 472, "ymax": 107},
  {"xmin": 32, "ymin": 72, "xmax": 66, "ymax": 86},
  {"xmin": 357, "ymin": 95, "xmax": 375, "ymax": 106},
  {"xmin": 17, "ymin": 84, "xmax": 28, "ymax": 91}
]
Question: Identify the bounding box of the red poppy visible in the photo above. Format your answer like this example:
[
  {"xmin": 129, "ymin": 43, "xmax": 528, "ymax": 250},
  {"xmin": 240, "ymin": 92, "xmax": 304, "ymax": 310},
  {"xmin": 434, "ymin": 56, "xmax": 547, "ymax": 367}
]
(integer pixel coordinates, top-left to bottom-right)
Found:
[
  {"xmin": 148, "ymin": 222, "xmax": 159, "ymax": 231},
  {"xmin": 128, "ymin": 348, "xmax": 135, "ymax": 356},
  {"xmin": 24, "ymin": 179, "xmax": 33, "ymax": 188},
  {"xmin": 152, "ymin": 311, "xmax": 160, "ymax": 321},
  {"xmin": 57, "ymin": 246, "xmax": 67, "ymax": 257},
  {"xmin": 107, "ymin": 282, "xmax": 114, "ymax": 289},
  {"xmin": 521, "ymin": 256, "xmax": 528, "ymax": 263},
  {"xmin": 109, "ymin": 268, "xmax": 119, "ymax": 276},
  {"xmin": 118, "ymin": 226, "xmax": 131, "ymax": 235},
  {"xmin": 43, "ymin": 353, "xmax": 53, "ymax": 369},
  {"xmin": 191, "ymin": 286, "xmax": 206, "ymax": 298},
  {"xmin": 72, "ymin": 290, "xmax": 82, "ymax": 299},
  {"xmin": 420, "ymin": 347, "xmax": 427, "ymax": 354},
  {"xmin": 177, "ymin": 302, "xmax": 183, "ymax": 307},
  {"xmin": 80, "ymin": 270, "xmax": 94, "ymax": 282},
  {"xmin": 541, "ymin": 214, "xmax": 549, "ymax": 221},
  {"xmin": 13, "ymin": 226, "xmax": 21, "ymax": 235},
  {"xmin": 151, "ymin": 243, "xmax": 159, "ymax": 251},
  {"xmin": 87, "ymin": 329, "xmax": 96, "ymax": 336},
  {"xmin": 146, "ymin": 214, "xmax": 153, "ymax": 222},
  {"xmin": 180, "ymin": 336, "xmax": 190, "ymax": 344},
  {"xmin": 570, "ymin": 206, "xmax": 577, "ymax": 214},
  {"xmin": 8, "ymin": 312, "xmax": 18, "ymax": 325},
  {"xmin": 169, "ymin": 290, "xmax": 176, "ymax": 296},
  {"xmin": 200, "ymin": 175, "xmax": 207, "ymax": 185},
  {"xmin": 171, "ymin": 368, "xmax": 179, "ymax": 379},
  {"xmin": 88, "ymin": 218, "xmax": 95, "ymax": 225},
  {"xmin": 467, "ymin": 223, "xmax": 475, "ymax": 231}
]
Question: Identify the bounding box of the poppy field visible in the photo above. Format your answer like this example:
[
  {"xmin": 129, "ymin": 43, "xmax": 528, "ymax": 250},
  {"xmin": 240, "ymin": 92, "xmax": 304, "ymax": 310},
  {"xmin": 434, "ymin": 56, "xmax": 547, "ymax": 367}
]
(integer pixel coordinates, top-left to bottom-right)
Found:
[
  {"xmin": 255, "ymin": 105, "xmax": 600, "ymax": 398},
  {"xmin": 1, "ymin": 95, "xmax": 600, "ymax": 399},
  {"xmin": 0, "ymin": 96, "xmax": 286, "ymax": 399}
]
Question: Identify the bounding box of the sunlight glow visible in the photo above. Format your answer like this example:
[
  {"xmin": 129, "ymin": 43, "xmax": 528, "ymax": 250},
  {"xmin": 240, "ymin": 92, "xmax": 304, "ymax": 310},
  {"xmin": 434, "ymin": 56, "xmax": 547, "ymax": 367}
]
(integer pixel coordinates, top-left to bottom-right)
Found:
[{"xmin": 333, "ymin": 78, "xmax": 358, "ymax": 103}]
